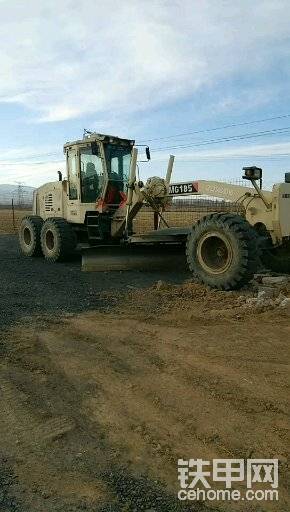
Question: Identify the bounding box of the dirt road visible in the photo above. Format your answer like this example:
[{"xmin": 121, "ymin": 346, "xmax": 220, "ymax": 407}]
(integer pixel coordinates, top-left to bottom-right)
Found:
[
  {"xmin": 0, "ymin": 235, "xmax": 187, "ymax": 329},
  {"xmin": 0, "ymin": 236, "xmax": 289, "ymax": 511}
]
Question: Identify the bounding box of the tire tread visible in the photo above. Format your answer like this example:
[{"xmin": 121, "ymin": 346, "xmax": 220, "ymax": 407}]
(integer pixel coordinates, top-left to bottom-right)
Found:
[
  {"xmin": 19, "ymin": 215, "xmax": 43, "ymax": 257},
  {"xmin": 41, "ymin": 218, "xmax": 76, "ymax": 262},
  {"xmin": 186, "ymin": 213, "xmax": 260, "ymax": 290}
]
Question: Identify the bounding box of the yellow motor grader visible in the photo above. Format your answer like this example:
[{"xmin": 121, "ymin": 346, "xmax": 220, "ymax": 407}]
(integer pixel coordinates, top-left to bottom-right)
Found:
[{"xmin": 19, "ymin": 131, "xmax": 290, "ymax": 290}]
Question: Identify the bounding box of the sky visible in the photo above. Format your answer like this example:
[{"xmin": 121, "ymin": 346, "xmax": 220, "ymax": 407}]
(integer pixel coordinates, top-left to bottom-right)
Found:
[{"xmin": 1, "ymin": 0, "xmax": 290, "ymax": 189}]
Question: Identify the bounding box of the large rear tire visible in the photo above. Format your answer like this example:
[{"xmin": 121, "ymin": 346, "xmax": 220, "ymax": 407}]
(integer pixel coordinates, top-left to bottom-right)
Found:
[
  {"xmin": 186, "ymin": 213, "xmax": 260, "ymax": 290},
  {"xmin": 41, "ymin": 218, "xmax": 77, "ymax": 262},
  {"xmin": 19, "ymin": 216, "xmax": 43, "ymax": 257}
]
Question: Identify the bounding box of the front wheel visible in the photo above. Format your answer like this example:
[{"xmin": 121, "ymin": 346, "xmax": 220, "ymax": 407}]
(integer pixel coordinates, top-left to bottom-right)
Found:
[
  {"xmin": 186, "ymin": 213, "xmax": 260, "ymax": 290},
  {"xmin": 41, "ymin": 218, "xmax": 77, "ymax": 262}
]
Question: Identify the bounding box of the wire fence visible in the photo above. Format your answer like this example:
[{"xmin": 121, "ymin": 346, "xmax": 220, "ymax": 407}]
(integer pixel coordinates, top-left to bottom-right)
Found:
[
  {"xmin": 0, "ymin": 201, "xmax": 32, "ymax": 235},
  {"xmin": 133, "ymin": 197, "xmax": 243, "ymax": 233},
  {"xmin": 0, "ymin": 196, "xmax": 243, "ymax": 236}
]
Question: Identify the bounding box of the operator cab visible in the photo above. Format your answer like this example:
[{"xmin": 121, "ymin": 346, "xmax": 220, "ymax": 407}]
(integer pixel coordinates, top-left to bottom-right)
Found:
[{"xmin": 63, "ymin": 132, "xmax": 135, "ymax": 212}]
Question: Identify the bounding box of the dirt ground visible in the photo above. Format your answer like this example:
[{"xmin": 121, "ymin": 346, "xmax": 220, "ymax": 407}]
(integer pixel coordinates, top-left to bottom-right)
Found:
[
  {"xmin": 0, "ymin": 208, "xmax": 31, "ymax": 234},
  {"xmin": 0, "ymin": 239, "xmax": 289, "ymax": 512}
]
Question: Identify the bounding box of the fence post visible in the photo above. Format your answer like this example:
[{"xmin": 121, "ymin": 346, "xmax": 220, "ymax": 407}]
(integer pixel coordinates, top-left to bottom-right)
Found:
[{"xmin": 12, "ymin": 199, "xmax": 16, "ymax": 232}]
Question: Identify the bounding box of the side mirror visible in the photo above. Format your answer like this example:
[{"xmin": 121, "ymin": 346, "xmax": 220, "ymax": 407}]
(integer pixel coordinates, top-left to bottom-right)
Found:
[{"xmin": 146, "ymin": 146, "xmax": 151, "ymax": 161}]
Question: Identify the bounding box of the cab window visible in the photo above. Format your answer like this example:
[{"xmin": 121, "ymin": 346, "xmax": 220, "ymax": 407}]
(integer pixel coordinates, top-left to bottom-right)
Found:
[
  {"xmin": 80, "ymin": 146, "xmax": 103, "ymax": 203},
  {"xmin": 67, "ymin": 151, "xmax": 78, "ymax": 200}
]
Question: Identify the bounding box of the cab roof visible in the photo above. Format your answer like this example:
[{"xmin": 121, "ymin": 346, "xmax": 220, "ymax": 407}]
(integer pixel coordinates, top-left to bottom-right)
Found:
[{"xmin": 63, "ymin": 132, "xmax": 135, "ymax": 151}]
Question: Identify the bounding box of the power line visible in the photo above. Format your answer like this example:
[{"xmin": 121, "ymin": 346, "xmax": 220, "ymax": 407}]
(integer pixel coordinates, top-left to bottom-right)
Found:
[
  {"xmin": 0, "ymin": 159, "xmax": 63, "ymax": 167},
  {"xmin": 153, "ymin": 154, "xmax": 290, "ymax": 162},
  {"xmin": 0, "ymin": 151, "xmax": 61, "ymax": 163},
  {"xmin": 138, "ymin": 113, "xmax": 290, "ymax": 144},
  {"xmin": 1, "ymin": 111, "xmax": 290, "ymax": 161},
  {"xmin": 151, "ymin": 126, "xmax": 290, "ymax": 152}
]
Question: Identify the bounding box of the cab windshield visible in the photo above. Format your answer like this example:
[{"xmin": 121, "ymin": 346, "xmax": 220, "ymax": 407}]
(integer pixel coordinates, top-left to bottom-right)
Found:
[{"xmin": 104, "ymin": 144, "xmax": 132, "ymax": 193}]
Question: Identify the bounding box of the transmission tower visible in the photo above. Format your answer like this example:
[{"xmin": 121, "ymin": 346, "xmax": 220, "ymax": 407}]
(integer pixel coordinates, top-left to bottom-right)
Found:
[{"xmin": 15, "ymin": 182, "xmax": 25, "ymax": 208}]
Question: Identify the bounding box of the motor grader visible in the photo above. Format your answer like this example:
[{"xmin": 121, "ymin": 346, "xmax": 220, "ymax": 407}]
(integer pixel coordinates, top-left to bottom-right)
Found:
[{"xmin": 19, "ymin": 131, "xmax": 290, "ymax": 290}]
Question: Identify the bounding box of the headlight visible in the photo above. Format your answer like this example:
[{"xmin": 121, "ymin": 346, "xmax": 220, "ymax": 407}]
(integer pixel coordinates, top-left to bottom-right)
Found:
[{"xmin": 242, "ymin": 166, "xmax": 262, "ymax": 180}]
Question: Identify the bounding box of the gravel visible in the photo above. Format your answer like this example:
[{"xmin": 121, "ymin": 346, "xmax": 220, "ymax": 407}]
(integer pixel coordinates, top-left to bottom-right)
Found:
[
  {"xmin": 0, "ymin": 235, "xmax": 188, "ymax": 330},
  {"xmin": 99, "ymin": 470, "xmax": 208, "ymax": 511},
  {"xmin": 0, "ymin": 458, "xmax": 23, "ymax": 512}
]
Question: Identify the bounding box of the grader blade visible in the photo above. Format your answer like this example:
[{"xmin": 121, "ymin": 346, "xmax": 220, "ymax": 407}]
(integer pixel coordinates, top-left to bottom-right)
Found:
[{"xmin": 82, "ymin": 245, "xmax": 186, "ymax": 272}]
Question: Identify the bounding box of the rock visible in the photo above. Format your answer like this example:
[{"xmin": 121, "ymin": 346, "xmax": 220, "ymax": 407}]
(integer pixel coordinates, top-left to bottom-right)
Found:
[
  {"xmin": 155, "ymin": 280, "xmax": 170, "ymax": 291},
  {"xmin": 262, "ymin": 276, "xmax": 288, "ymax": 286},
  {"xmin": 257, "ymin": 287, "xmax": 276, "ymax": 298},
  {"xmin": 256, "ymin": 298, "xmax": 274, "ymax": 308},
  {"xmin": 279, "ymin": 297, "xmax": 290, "ymax": 310},
  {"xmin": 274, "ymin": 293, "xmax": 287, "ymax": 305},
  {"xmin": 277, "ymin": 455, "xmax": 287, "ymax": 464},
  {"xmin": 246, "ymin": 297, "xmax": 257, "ymax": 305},
  {"xmin": 253, "ymin": 274, "xmax": 263, "ymax": 283},
  {"xmin": 41, "ymin": 491, "xmax": 51, "ymax": 499},
  {"xmin": 236, "ymin": 295, "xmax": 247, "ymax": 303},
  {"xmin": 246, "ymin": 293, "xmax": 276, "ymax": 309}
]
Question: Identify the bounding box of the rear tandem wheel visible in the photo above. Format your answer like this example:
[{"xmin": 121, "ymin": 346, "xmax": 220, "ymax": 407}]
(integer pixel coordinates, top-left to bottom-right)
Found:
[
  {"xmin": 19, "ymin": 215, "xmax": 44, "ymax": 257},
  {"xmin": 41, "ymin": 218, "xmax": 77, "ymax": 262}
]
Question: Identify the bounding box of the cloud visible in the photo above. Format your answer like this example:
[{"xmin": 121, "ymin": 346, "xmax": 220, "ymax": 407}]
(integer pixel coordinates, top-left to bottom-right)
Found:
[
  {"xmin": 0, "ymin": 159, "xmax": 64, "ymax": 187},
  {"xmin": 0, "ymin": 145, "xmax": 60, "ymax": 161},
  {"xmin": 0, "ymin": 145, "xmax": 63, "ymax": 187},
  {"xmin": 0, "ymin": 0, "xmax": 290, "ymax": 122}
]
